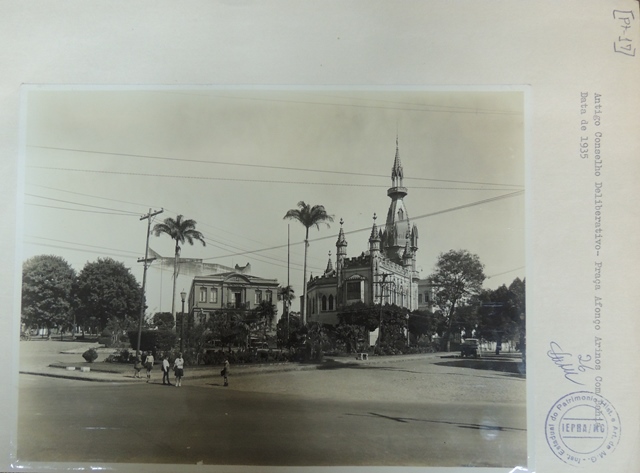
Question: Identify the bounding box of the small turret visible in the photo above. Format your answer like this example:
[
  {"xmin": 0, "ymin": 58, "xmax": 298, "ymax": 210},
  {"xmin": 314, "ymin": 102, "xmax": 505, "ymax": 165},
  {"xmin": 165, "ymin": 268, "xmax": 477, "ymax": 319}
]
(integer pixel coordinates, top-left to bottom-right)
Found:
[
  {"xmin": 325, "ymin": 251, "xmax": 334, "ymax": 276},
  {"xmin": 335, "ymin": 218, "xmax": 348, "ymax": 289},
  {"xmin": 369, "ymin": 213, "xmax": 381, "ymax": 255}
]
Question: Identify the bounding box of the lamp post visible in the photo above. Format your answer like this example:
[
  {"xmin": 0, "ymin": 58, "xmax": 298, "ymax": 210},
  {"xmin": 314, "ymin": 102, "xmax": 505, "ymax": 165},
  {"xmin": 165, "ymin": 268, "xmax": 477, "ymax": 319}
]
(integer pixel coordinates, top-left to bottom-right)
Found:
[
  {"xmin": 375, "ymin": 273, "xmax": 394, "ymax": 354},
  {"xmin": 180, "ymin": 290, "xmax": 186, "ymax": 353}
]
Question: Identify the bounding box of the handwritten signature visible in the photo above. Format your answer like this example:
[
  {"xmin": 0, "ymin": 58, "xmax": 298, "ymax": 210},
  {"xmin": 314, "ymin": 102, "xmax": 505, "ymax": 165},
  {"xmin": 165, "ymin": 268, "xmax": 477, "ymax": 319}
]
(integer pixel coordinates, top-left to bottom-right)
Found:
[{"xmin": 547, "ymin": 342, "xmax": 594, "ymax": 385}]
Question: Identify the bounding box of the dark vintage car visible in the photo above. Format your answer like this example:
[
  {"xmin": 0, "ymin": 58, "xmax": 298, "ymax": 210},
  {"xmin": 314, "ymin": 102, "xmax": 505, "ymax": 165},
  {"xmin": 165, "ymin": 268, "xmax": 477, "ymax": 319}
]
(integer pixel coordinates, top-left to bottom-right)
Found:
[{"xmin": 460, "ymin": 338, "xmax": 480, "ymax": 358}]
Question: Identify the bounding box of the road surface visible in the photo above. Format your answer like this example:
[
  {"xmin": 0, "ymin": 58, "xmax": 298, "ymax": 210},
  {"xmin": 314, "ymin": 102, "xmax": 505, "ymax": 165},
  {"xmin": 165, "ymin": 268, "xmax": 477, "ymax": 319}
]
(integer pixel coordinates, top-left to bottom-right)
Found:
[{"xmin": 17, "ymin": 341, "xmax": 527, "ymax": 467}]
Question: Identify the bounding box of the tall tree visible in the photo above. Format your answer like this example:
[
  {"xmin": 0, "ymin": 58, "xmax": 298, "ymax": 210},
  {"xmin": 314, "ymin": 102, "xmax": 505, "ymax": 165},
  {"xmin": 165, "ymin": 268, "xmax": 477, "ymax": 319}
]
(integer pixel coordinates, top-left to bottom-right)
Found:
[
  {"xmin": 22, "ymin": 255, "xmax": 76, "ymax": 337},
  {"xmin": 427, "ymin": 249, "xmax": 485, "ymax": 351},
  {"xmin": 477, "ymin": 277, "xmax": 526, "ymax": 347},
  {"xmin": 276, "ymin": 312, "xmax": 302, "ymax": 348},
  {"xmin": 74, "ymin": 258, "xmax": 142, "ymax": 332},
  {"xmin": 408, "ymin": 310, "xmax": 444, "ymax": 345},
  {"xmin": 283, "ymin": 201, "xmax": 334, "ymax": 324},
  {"xmin": 153, "ymin": 214, "xmax": 206, "ymax": 326},
  {"xmin": 277, "ymin": 285, "xmax": 295, "ymax": 339},
  {"xmin": 152, "ymin": 311, "xmax": 175, "ymax": 330},
  {"xmin": 254, "ymin": 299, "xmax": 277, "ymax": 343},
  {"xmin": 277, "ymin": 285, "xmax": 295, "ymax": 314}
]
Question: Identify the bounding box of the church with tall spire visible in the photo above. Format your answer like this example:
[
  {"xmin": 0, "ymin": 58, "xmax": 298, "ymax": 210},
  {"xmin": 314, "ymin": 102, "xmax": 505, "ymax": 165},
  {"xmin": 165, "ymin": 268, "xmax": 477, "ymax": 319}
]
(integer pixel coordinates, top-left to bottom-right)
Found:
[{"xmin": 306, "ymin": 138, "xmax": 420, "ymax": 325}]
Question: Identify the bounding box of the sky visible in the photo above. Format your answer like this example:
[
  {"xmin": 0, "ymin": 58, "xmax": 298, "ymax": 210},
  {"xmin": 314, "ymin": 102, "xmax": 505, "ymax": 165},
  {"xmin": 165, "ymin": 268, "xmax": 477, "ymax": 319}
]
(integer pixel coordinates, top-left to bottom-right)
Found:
[{"xmin": 20, "ymin": 88, "xmax": 525, "ymax": 319}]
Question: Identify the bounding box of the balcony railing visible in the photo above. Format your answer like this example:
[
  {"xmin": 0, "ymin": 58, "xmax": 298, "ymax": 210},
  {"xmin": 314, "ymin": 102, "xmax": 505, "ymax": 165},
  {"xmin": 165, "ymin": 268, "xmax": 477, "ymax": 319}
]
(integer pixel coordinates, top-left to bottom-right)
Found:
[{"xmin": 225, "ymin": 302, "xmax": 251, "ymax": 310}]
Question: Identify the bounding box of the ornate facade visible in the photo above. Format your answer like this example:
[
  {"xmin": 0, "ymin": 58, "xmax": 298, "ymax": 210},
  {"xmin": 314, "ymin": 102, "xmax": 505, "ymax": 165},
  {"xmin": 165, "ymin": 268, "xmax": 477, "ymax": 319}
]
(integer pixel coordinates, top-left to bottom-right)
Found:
[{"xmin": 307, "ymin": 139, "xmax": 420, "ymax": 325}]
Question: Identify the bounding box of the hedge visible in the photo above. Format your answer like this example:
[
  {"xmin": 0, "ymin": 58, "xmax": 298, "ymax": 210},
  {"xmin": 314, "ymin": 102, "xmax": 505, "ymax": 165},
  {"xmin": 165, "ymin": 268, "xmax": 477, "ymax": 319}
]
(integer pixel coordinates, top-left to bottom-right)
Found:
[{"xmin": 127, "ymin": 330, "xmax": 177, "ymax": 353}]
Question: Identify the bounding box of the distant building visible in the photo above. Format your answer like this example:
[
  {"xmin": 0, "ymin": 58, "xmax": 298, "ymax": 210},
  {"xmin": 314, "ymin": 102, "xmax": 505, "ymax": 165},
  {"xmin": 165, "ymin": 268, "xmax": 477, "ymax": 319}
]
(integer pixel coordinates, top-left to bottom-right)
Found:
[
  {"xmin": 306, "ymin": 138, "xmax": 420, "ymax": 325},
  {"xmin": 148, "ymin": 248, "xmax": 248, "ymax": 277},
  {"xmin": 417, "ymin": 279, "xmax": 436, "ymax": 311},
  {"xmin": 186, "ymin": 265, "xmax": 279, "ymax": 325}
]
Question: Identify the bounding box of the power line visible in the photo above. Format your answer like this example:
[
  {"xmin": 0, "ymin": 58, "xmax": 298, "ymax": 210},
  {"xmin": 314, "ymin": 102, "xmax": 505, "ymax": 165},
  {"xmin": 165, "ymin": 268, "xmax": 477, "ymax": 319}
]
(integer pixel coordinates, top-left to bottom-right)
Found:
[
  {"xmin": 28, "ymin": 146, "xmax": 523, "ymax": 189},
  {"xmin": 27, "ymin": 183, "xmax": 156, "ymax": 211},
  {"xmin": 25, "ymin": 235, "xmax": 141, "ymax": 257},
  {"xmin": 202, "ymin": 190, "xmax": 524, "ymax": 260},
  {"xmin": 25, "ymin": 193, "xmax": 140, "ymax": 215},
  {"xmin": 23, "ymin": 240, "xmax": 139, "ymax": 260},
  {"xmin": 162, "ymin": 91, "xmax": 522, "ymax": 116},
  {"xmin": 298, "ymin": 91, "xmax": 522, "ymax": 115},
  {"xmin": 26, "ymin": 165, "xmax": 521, "ymax": 190},
  {"xmin": 486, "ymin": 266, "xmax": 526, "ymax": 279},
  {"xmin": 25, "ymin": 202, "xmax": 138, "ymax": 216}
]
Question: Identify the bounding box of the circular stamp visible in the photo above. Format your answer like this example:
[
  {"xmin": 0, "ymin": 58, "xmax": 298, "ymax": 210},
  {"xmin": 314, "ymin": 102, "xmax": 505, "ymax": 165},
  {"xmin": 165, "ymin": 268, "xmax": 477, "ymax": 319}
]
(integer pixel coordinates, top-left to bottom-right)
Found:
[{"xmin": 545, "ymin": 391, "xmax": 621, "ymax": 466}]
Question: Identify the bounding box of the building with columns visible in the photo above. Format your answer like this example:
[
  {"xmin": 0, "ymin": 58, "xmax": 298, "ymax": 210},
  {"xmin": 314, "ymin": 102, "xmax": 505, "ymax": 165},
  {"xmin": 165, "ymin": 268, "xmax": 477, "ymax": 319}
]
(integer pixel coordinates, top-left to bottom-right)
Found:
[{"xmin": 306, "ymin": 139, "xmax": 420, "ymax": 325}]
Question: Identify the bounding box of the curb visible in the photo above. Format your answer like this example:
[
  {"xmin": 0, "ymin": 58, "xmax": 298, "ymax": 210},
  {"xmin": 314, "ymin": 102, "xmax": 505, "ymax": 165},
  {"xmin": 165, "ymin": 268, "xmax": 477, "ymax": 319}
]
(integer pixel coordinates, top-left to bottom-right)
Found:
[
  {"xmin": 19, "ymin": 370, "xmax": 137, "ymax": 383},
  {"xmin": 22, "ymin": 352, "xmax": 502, "ymax": 383}
]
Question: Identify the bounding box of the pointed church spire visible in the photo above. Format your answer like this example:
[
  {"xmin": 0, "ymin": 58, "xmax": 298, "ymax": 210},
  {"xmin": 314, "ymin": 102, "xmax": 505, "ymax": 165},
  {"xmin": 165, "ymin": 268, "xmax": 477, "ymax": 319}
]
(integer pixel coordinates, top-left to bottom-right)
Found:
[
  {"xmin": 325, "ymin": 251, "xmax": 334, "ymax": 273},
  {"xmin": 391, "ymin": 135, "xmax": 404, "ymax": 187},
  {"xmin": 336, "ymin": 218, "xmax": 347, "ymax": 247},
  {"xmin": 369, "ymin": 213, "xmax": 380, "ymax": 240}
]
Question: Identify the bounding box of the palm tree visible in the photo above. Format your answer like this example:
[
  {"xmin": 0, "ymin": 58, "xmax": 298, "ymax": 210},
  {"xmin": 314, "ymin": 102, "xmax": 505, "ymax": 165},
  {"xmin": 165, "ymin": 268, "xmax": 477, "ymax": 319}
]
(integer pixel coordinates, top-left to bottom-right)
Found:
[
  {"xmin": 255, "ymin": 300, "xmax": 277, "ymax": 344},
  {"xmin": 283, "ymin": 202, "xmax": 334, "ymax": 324},
  {"xmin": 152, "ymin": 214, "xmax": 206, "ymax": 327},
  {"xmin": 277, "ymin": 285, "xmax": 295, "ymax": 340}
]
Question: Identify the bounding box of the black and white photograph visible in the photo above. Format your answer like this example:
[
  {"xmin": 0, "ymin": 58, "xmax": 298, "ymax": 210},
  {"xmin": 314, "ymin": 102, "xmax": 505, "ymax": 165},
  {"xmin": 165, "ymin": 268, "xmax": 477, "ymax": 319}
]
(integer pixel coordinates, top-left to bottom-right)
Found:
[
  {"xmin": 4, "ymin": 2, "xmax": 640, "ymax": 473},
  {"xmin": 17, "ymin": 88, "xmax": 526, "ymax": 468}
]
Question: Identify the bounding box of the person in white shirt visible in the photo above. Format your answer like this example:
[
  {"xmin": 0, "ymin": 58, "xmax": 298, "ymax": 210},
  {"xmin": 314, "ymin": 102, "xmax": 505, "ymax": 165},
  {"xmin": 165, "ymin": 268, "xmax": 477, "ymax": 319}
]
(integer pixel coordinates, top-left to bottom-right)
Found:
[
  {"xmin": 161, "ymin": 355, "xmax": 171, "ymax": 386},
  {"xmin": 173, "ymin": 353, "xmax": 184, "ymax": 387}
]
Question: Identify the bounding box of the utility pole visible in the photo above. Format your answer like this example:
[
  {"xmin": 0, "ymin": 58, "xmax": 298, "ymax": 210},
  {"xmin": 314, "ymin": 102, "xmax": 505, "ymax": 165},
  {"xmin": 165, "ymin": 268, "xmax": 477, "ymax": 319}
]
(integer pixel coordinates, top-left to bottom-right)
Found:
[
  {"xmin": 375, "ymin": 273, "xmax": 394, "ymax": 354},
  {"xmin": 136, "ymin": 208, "xmax": 163, "ymax": 357}
]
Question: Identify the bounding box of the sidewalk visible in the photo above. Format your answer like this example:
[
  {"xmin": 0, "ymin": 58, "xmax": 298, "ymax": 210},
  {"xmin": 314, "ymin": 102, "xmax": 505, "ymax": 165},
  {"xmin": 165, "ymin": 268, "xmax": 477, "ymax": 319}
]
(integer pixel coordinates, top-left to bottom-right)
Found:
[
  {"xmin": 21, "ymin": 352, "xmax": 451, "ymax": 383},
  {"xmin": 20, "ymin": 340, "xmax": 524, "ymax": 384}
]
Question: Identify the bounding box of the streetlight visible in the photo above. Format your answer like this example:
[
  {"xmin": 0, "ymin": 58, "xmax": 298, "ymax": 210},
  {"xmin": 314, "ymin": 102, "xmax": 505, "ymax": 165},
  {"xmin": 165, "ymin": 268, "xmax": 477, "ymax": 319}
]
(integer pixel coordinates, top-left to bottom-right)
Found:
[{"xmin": 180, "ymin": 290, "xmax": 186, "ymax": 353}]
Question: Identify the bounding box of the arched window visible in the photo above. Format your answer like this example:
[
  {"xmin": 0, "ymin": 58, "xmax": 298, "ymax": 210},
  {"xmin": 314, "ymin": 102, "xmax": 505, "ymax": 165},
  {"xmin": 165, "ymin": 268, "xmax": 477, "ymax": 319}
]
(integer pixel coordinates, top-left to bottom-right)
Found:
[
  {"xmin": 321, "ymin": 295, "xmax": 327, "ymax": 311},
  {"xmin": 398, "ymin": 208, "xmax": 404, "ymax": 220},
  {"xmin": 328, "ymin": 294, "xmax": 334, "ymax": 311}
]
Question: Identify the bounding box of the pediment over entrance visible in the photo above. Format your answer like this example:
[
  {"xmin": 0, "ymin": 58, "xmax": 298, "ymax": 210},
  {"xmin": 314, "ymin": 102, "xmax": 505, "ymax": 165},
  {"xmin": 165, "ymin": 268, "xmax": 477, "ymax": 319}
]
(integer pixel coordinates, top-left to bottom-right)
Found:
[
  {"xmin": 346, "ymin": 274, "xmax": 367, "ymax": 281},
  {"xmin": 222, "ymin": 273, "xmax": 251, "ymax": 284}
]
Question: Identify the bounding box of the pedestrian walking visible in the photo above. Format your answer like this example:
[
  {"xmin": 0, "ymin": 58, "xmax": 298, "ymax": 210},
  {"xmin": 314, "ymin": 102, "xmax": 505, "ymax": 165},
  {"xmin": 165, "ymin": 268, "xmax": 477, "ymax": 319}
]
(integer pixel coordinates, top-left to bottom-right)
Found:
[
  {"xmin": 161, "ymin": 355, "xmax": 171, "ymax": 385},
  {"xmin": 174, "ymin": 352, "xmax": 184, "ymax": 387},
  {"xmin": 221, "ymin": 359, "xmax": 230, "ymax": 387},
  {"xmin": 144, "ymin": 351, "xmax": 155, "ymax": 383},
  {"xmin": 133, "ymin": 353, "xmax": 143, "ymax": 378}
]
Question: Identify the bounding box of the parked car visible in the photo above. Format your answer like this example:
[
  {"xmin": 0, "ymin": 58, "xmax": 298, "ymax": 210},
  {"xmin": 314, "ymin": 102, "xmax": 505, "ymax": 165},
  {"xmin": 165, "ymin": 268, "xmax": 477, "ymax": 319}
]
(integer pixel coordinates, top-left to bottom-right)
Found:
[{"xmin": 460, "ymin": 338, "xmax": 479, "ymax": 358}]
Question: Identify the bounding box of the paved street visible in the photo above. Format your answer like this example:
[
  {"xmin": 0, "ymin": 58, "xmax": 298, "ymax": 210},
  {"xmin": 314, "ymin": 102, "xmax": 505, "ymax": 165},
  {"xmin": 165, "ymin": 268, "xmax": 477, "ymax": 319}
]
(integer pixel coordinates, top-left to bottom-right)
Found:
[{"xmin": 17, "ymin": 341, "xmax": 527, "ymax": 467}]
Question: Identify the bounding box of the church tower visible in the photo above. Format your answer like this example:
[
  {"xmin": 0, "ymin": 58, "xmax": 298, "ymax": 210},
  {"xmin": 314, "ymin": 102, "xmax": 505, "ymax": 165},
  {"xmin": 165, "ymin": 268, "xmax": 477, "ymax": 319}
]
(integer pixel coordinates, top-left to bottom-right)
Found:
[
  {"xmin": 335, "ymin": 218, "xmax": 348, "ymax": 304},
  {"xmin": 383, "ymin": 137, "xmax": 416, "ymax": 264}
]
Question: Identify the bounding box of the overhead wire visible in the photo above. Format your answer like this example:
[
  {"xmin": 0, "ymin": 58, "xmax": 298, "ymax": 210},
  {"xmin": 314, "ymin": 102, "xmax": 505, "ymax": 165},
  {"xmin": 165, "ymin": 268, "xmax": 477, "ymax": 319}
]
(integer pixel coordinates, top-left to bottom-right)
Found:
[{"xmin": 27, "ymin": 146, "xmax": 523, "ymax": 189}]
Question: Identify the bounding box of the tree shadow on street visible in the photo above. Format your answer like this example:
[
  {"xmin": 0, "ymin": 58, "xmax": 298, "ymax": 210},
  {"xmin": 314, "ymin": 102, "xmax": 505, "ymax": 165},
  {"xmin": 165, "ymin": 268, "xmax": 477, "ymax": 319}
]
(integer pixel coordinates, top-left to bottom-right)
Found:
[
  {"xmin": 316, "ymin": 361, "xmax": 424, "ymax": 375},
  {"xmin": 346, "ymin": 411, "xmax": 526, "ymax": 432},
  {"xmin": 434, "ymin": 359, "xmax": 525, "ymax": 378}
]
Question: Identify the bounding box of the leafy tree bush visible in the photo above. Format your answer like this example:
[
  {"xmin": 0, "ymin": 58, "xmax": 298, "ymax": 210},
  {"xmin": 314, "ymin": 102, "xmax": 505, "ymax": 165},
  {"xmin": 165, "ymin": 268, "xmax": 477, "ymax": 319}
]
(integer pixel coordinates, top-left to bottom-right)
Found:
[
  {"xmin": 476, "ymin": 277, "xmax": 526, "ymax": 349},
  {"xmin": 276, "ymin": 312, "xmax": 302, "ymax": 348},
  {"xmin": 82, "ymin": 348, "xmax": 98, "ymax": 363},
  {"xmin": 104, "ymin": 348, "xmax": 133, "ymax": 363},
  {"xmin": 128, "ymin": 329, "xmax": 177, "ymax": 354},
  {"xmin": 152, "ymin": 312, "xmax": 174, "ymax": 330},
  {"xmin": 74, "ymin": 258, "xmax": 142, "ymax": 333},
  {"xmin": 426, "ymin": 249, "xmax": 486, "ymax": 351},
  {"xmin": 22, "ymin": 255, "xmax": 76, "ymax": 337}
]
